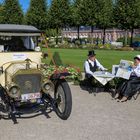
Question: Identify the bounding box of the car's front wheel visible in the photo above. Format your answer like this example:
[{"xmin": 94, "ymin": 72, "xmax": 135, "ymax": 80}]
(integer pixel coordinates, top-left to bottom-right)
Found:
[{"xmin": 55, "ymin": 80, "xmax": 72, "ymax": 120}]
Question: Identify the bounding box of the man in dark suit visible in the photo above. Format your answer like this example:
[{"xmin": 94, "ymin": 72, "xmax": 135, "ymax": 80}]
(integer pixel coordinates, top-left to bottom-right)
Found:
[{"xmin": 84, "ymin": 50, "xmax": 107, "ymax": 93}]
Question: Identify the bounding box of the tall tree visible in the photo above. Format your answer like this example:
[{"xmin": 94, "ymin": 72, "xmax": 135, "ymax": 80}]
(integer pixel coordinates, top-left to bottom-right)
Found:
[
  {"xmin": 0, "ymin": 3, "xmax": 4, "ymax": 23},
  {"xmin": 78, "ymin": 0, "xmax": 97, "ymax": 44},
  {"xmin": 26, "ymin": 0, "xmax": 48, "ymax": 30},
  {"xmin": 48, "ymin": 0, "xmax": 71, "ymax": 44},
  {"xmin": 79, "ymin": 0, "xmax": 96, "ymax": 32},
  {"xmin": 114, "ymin": 0, "xmax": 140, "ymax": 46},
  {"xmin": 71, "ymin": 0, "xmax": 82, "ymax": 39},
  {"xmin": 2, "ymin": 0, "xmax": 24, "ymax": 24},
  {"xmin": 95, "ymin": 0, "xmax": 113, "ymax": 45}
]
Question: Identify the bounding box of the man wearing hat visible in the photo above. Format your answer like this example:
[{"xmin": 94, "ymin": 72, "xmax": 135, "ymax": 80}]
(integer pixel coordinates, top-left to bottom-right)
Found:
[
  {"xmin": 84, "ymin": 50, "xmax": 107, "ymax": 93},
  {"xmin": 116, "ymin": 55, "xmax": 140, "ymax": 102}
]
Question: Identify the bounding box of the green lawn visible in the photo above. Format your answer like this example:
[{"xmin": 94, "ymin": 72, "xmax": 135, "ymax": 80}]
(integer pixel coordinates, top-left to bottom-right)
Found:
[{"xmin": 42, "ymin": 48, "xmax": 140, "ymax": 71}]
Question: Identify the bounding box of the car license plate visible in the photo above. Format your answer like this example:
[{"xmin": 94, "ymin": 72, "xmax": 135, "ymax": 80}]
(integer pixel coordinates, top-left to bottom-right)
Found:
[{"xmin": 21, "ymin": 92, "xmax": 41, "ymax": 100}]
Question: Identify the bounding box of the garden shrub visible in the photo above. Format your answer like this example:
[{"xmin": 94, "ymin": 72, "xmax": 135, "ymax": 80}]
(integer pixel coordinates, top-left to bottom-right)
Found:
[
  {"xmin": 117, "ymin": 36, "xmax": 140, "ymax": 46},
  {"xmin": 116, "ymin": 47, "xmax": 134, "ymax": 51},
  {"xmin": 117, "ymin": 37, "xmax": 131, "ymax": 45},
  {"xmin": 133, "ymin": 47, "xmax": 140, "ymax": 51},
  {"xmin": 132, "ymin": 37, "xmax": 140, "ymax": 42}
]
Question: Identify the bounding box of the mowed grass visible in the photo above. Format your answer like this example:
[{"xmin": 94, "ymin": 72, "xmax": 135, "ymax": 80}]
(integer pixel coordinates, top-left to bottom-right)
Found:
[{"xmin": 42, "ymin": 48, "xmax": 140, "ymax": 71}]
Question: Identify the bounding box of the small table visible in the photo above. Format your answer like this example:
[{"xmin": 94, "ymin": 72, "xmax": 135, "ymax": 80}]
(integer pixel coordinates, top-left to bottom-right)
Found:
[{"xmin": 92, "ymin": 71, "xmax": 115, "ymax": 85}]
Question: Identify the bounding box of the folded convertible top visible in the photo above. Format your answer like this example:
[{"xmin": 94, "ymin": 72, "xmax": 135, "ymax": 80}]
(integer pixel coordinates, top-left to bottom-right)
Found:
[{"xmin": 0, "ymin": 24, "xmax": 41, "ymax": 36}]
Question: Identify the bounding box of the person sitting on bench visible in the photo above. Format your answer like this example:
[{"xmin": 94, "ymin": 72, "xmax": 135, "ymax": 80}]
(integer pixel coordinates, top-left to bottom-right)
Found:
[
  {"xmin": 116, "ymin": 55, "xmax": 140, "ymax": 102},
  {"xmin": 84, "ymin": 50, "xmax": 107, "ymax": 93}
]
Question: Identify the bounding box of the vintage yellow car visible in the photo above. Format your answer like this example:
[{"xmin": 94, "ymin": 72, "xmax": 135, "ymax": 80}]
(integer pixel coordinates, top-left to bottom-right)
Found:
[{"xmin": 0, "ymin": 24, "xmax": 72, "ymax": 123}]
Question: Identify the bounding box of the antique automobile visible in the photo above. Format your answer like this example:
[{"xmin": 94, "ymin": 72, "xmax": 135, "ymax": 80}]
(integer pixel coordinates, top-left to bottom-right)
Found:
[{"xmin": 0, "ymin": 24, "xmax": 72, "ymax": 123}]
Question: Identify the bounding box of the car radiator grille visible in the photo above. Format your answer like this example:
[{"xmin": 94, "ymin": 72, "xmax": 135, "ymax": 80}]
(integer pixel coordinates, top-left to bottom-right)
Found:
[{"xmin": 13, "ymin": 74, "xmax": 42, "ymax": 94}]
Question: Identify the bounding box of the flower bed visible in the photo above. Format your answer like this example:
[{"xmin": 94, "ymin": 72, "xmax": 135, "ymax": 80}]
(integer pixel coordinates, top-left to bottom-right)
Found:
[{"xmin": 41, "ymin": 65, "xmax": 82, "ymax": 82}]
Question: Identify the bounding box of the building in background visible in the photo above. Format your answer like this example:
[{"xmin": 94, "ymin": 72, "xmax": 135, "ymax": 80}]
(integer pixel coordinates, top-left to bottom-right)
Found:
[{"xmin": 62, "ymin": 28, "xmax": 140, "ymax": 43}]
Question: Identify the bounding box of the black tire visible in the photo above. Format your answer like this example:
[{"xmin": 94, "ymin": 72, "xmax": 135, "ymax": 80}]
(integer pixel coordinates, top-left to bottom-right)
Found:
[
  {"xmin": 55, "ymin": 80, "xmax": 72, "ymax": 120},
  {"xmin": 0, "ymin": 86, "xmax": 9, "ymax": 113}
]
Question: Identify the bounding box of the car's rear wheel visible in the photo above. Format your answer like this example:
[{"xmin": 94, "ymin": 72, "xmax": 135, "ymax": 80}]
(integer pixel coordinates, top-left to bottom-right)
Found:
[{"xmin": 55, "ymin": 80, "xmax": 72, "ymax": 120}]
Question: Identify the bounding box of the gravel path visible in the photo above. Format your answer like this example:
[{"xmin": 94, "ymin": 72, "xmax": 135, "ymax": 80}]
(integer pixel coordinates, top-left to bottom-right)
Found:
[{"xmin": 0, "ymin": 84, "xmax": 140, "ymax": 140}]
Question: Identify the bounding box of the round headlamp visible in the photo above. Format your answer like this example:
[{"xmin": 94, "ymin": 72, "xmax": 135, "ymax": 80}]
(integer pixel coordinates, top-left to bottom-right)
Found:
[
  {"xmin": 9, "ymin": 85, "xmax": 20, "ymax": 98},
  {"xmin": 43, "ymin": 83, "xmax": 51, "ymax": 91},
  {"xmin": 42, "ymin": 80, "xmax": 54, "ymax": 94}
]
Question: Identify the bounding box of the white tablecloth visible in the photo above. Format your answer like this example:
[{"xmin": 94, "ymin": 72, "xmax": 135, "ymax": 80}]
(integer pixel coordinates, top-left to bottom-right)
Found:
[{"xmin": 92, "ymin": 71, "xmax": 115, "ymax": 85}]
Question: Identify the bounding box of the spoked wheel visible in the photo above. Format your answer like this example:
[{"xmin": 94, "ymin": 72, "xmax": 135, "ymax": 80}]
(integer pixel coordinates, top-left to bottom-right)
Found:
[{"xmin": 55, "ymin": 80, "xmax": 72, "ymax": 120}]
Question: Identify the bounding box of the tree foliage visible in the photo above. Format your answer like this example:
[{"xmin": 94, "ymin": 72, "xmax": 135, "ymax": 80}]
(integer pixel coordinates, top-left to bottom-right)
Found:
[
  {"xmin": 48, "ymin": 0, "xmax": 71, "ymax": 29},
  {"xmin": 114, "ymin": 0, "xmax": 140, "ymax": 45},
  {"xmin": 94, "ymin": 0, "xmax": 113, "ymax": 45},
  {"xmin": 78, "ymin": 0, "xmax": 96, "ymax": 27},
  {"xmin": 95, "ymin": 0, "xmax": 113, "ymax": 29},
  {"xmin": 114, "ymin": 0, "xmax": 140, "ymax": 30},
  {"xmin": 70, "ymin": 0, "xmax": 81, "ymax": 27},
  {"xmin": 70, "ymin": 0, "xmax": 82, "ymax": 39},
  {"xmin": 26, "ymin": 0, "xmax": 48, "ymax": 30},
  {"xmin": 48, "ymin": 0, "xmax": 71, "ymax": 44},
  {"xmin": 2, "ymin": 0, "xmax": 24, "ymax": 24},
  {"xmin": 0, "ymin": 3, "xmax": 4, "ymax": 23}
]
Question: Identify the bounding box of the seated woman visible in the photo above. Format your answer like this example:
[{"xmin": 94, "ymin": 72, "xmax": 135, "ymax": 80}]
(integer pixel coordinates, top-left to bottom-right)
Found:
[{"xmin": 116, "ymin": 55, "xmax": 140, "ymax": 102}]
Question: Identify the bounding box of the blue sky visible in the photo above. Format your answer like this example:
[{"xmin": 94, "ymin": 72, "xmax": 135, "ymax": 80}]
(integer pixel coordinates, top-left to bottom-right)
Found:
[
  {"xmin": 0, "ymin": 0, "xmax": 50, "ymax": 12},
  {"xmin": 19, "ymin": 0, "xmax": 30, "ymax": 12}
]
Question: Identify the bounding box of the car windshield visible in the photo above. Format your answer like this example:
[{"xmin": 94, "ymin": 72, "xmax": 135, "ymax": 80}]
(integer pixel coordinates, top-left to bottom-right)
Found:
[
  {"xmin": 0, "ymin": 24, "xmax": 41, "ymax": 52},
  {"xmin": 0, "ymin": 36, "xmax": 40, "ymax": 52}
]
